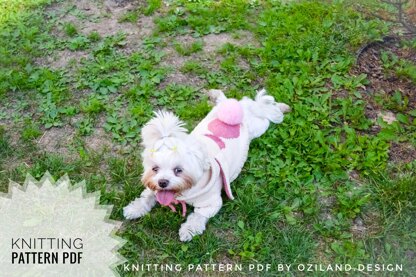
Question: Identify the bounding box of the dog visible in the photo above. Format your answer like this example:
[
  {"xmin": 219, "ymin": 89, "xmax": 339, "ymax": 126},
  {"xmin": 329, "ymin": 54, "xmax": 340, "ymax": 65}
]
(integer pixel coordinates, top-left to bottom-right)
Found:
[{"xmin": 123, "ymin": 89, "xmax": 290, "ymax": 241}]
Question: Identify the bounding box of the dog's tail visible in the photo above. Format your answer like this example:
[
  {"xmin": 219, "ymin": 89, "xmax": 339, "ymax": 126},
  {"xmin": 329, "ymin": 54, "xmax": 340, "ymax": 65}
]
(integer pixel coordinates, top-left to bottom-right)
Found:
[
  {"xmin": 141, "ymin": 110, "xmax": 188, "ymax": 148},
  {"xmin": 242, "ymin": 89, "xmax": 290, "ymax": 139}
]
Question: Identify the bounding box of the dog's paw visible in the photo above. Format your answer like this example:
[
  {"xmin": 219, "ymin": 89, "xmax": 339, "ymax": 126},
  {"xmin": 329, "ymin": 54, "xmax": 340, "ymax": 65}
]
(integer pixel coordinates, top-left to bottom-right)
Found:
[
  {"xmin": 179, "ymin": 218, "xmax": 206, "ymax": 242},
  {"xmin": 179, "ymin": 223, "xmax": 201, "ymax": 242},
  {"xmin": 276, "ymin": 103, "xmax": 291, "ymax": 113},
  {"xmin": 123, "ymin": 203, "xmax": 147, "ymax": 220},
  {"xmin": 179, "ymin": 226, "xmax": 194, "ymax": 242}
]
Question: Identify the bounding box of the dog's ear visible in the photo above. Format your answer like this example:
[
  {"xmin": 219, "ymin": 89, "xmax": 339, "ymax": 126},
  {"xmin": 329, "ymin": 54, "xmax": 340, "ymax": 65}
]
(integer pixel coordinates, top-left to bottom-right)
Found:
[{"xmin": 141, "ymin": 110, "xmax": 188, "ymax": 149}]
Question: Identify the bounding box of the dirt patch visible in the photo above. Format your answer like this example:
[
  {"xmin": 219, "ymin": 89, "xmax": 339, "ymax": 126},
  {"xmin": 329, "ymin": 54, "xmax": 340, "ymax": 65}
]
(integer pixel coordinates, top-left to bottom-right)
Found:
[
  {"xmin": 174, "ymin": 33, "xmax": 197, "ymax": 46},
  {"xmin": 351, "ymin": 210, "xmax": 383, "ymax": 238},
  {"xmin": 159, "ymin": 31, "xmax": 258, "ymax": 88},
  {"xmin": 160, "ymin": 46, "xmax": 189, "ymax": 69},
  {"xmin": 212, "ymin": 228, "xmax": 238, "ymax": 244},
  {"xmin": 352, "ymin": 36, "xmax": 416, "ymax": 119},
  {"xmin": 79, "ymin": 0, "xmax": 139, "ymax": 36},
  {"xmin": 159, "ymin": 43, "xmax": 207, "ymax": 88},
  {"xmin": 84, "ymin": 128, "xmax": 112, "ymax": 151},
  {"xmin": 77, "ymin": 0, "xmax": 155, "ymax": 53},
  {"xmin": 405, "ymin": 250, "xmax": 416, "ymax": 260},
  {"xmin": 39, "ymin": 0, "xmax": 157, "ymax": 68},
  {"xmin": 350, "ymin": 36, "xmax": 416, "ymax": 164},
  {"xmin": 350, "ymin": 216, "xmax": 367, "ymax": 238},
  {"xmin": 317, "ymin": 190, "xmax": 336, "ymax": 223},
  {"xmin": 159, "ymin": 71, "xmax": 205, "ymax": 89},
  {"xmin": 137, "ymin": 15, "xmax": 155, "ymax": 37},
  {"xmin": 0, "ymin": 99, "xmax": 33, "ymax": 147},
  {"xmin": 37, "ymin": 126, "xmax": 76, "ymax": 159},
  {"xmin": 36, "ymin": 49, "xmax": 89, "ymax": 69},
  {"xmin": 389, "ymin": 142, "xmax": 416, "ymax": 163},
  {"xmin": 84, "ymin": 116, "xmax": 113, "ymax": 151},
  {"xmin": 0, "ymin": 101, "xmax": 16, "ymax": 128},
  {"xmin": 0, "ymin": 124, "xmax": 20, "ymax": 148},
  {"xmin": 203, "ymin": 31, "xmax": 259, "ymax": 53},
  {"xmin": 348, "ymin": 170, "xmax": 364, "ymax": 186}
]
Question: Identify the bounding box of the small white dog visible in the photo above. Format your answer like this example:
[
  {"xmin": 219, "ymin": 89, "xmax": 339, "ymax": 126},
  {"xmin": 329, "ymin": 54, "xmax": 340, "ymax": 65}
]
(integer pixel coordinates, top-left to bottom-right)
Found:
[{"xmin": 123, "ymin": 89, "xmax": 290, "ymax": 241}]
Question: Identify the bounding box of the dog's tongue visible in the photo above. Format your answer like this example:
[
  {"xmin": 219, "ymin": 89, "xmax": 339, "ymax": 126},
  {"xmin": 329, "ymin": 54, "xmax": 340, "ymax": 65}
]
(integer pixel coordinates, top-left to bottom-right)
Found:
[{"xmin": 156, "ymin": 190, "xmax": 176, "ymax": 206}]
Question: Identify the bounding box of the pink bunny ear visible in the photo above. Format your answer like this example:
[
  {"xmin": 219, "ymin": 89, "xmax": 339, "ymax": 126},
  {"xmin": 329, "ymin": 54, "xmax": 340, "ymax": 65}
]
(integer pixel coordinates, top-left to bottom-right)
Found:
[{"xmin": 216, "ymin": 99, "xmax": 244, "ymax": 125}]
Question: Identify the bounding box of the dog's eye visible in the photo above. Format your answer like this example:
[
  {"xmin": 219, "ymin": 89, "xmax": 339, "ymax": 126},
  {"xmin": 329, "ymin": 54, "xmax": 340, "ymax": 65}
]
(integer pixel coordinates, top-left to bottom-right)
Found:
[
  {"xmin": 152, "ymin": 166, "xmax": 159, "ymax": 173},
  {"xmin": 173, "ymin": 167, "xmax": 183, "ymax": 175}
]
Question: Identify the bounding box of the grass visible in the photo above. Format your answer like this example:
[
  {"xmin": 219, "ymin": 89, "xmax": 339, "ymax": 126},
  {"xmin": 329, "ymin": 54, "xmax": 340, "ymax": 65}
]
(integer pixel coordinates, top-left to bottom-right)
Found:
[
  {"xmin": 174, "ymin": 40, "xmax": 203, "ymax": 56},
  {"xmin": 0, "ymin": 0, "xmax": 51, "ymax": 25},
  {"xmin": 0, "ymin": 127, "xmax": 13, "ymax": 158},
  {"xmin": 118, "ymin": 0, "xmax": 162, "ymax": 23},
  {"xmin": 370, "ymin": 169, "xmax": 416, "ymax": 216},
  {"xmin": 0, "ymin": 0, "xmax": 415, "ymax": 276}
]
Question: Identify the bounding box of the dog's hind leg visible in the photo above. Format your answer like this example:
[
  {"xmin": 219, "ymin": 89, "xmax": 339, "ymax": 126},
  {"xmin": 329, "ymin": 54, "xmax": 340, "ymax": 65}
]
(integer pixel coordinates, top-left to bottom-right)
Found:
[
  {"xmin": 241, "ymin": 89, "xmax": 290, "ymax": 140},
  {"xmin": 207, "ymin": 89, "xmax": 227, "ymax": 105},
  {"xmin": 123, "ymin": 188, "xmax": 156, "ymax": 220},
  {"xmin": 179, "ymin": 198, "xmax": 223, "ymax": 242}
]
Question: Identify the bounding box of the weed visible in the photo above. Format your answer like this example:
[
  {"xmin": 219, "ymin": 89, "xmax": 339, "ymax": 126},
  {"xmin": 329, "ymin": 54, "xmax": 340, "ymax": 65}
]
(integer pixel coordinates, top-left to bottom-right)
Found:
[
  {"xmin": 369, "ymin": 170, "xmax": 416, "ymax": 216},
  {"xmin": 0, "ymin": 127, "xmax": 12, "ymax": 158},
  {"xmin": 396, "ymin": 60, "xmax": 416, "ymax": 83},
  {"xmin": 380, "ymin": 50, "xmax": 416, "ymax": 83},
  {"xmin": 87, "ymin": 31, "xmax": 101, "ymax": 42},
  {"xmin": 174, "ymin": 40, "xmax": 203, "ymax": 56},
  {"xmin": 77, "ymin": 117, "xmax": 95, "ymax": 136},
  {"xmin": 103, "ymin": 111, "xmax": 142, "ymax": 145},
  {"xmin": 21, "ymin": 120, "xmax": 42, "ymax": 141},
  {"xmin": 180, "ymin": 61, "xmax": 208, "ymax": 75},
  {"xmin": 230, "ymin": 226, "xmax": 264, "ymax": 259},
  {"xmin": 68, "ymin": 35, "xmax": 90, "ymax": 51},
  {"xmin": 119, "ymin": 0, "xmax": 161, "ymax": 23},
  {"xmin": 38, "ymin": 93, "xmax": 77, "ymax": 129},
  {"xmin": 331, "ymin": 240, "xmax": 368, "ymax": 263},
  {"xmin": 144, "ymin": 0, "xmax": 162, "ymax": 16},
  {"xmin": 0, "ymin": 0, "xmax": 50, "ymax": 25},
  {"xmin": 80, "ymin": 96, "xmax": 105, "ymax": 114},
  {"xmin": 118, "ymin": 10, "xmax": 140, "ymax": 23},
  {"xmin": 336, "ymin": 183, "xmax": 371, "ymax": 220},
  {"xmin": 63, "ymin": 22, "xmax": 78, "ymax": 37}
]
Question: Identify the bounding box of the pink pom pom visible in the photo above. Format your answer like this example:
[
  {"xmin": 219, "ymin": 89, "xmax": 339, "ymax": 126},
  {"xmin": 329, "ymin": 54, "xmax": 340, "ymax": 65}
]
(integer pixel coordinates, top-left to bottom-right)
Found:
[{"xmin": 217, "ymin": 99, "xmax": 244, "ymax": 125}]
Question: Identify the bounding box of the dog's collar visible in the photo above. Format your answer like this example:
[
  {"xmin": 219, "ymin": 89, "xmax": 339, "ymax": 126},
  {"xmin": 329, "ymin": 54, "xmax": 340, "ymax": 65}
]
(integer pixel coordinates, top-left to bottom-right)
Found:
[
  {"xmin": 174, "ymin": 157, "xmax": 234, "ymax": 200},
  {"xmin": 155, "ymin": 158, "xmax": 233, "ymax": 217}
]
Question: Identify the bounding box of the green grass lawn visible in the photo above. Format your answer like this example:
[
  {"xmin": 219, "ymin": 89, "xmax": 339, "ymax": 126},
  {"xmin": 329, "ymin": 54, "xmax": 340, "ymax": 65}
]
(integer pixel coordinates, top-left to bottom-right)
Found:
[{"xmin": 0, "ymin": 0, "xmax": 415, "ymax": 276}]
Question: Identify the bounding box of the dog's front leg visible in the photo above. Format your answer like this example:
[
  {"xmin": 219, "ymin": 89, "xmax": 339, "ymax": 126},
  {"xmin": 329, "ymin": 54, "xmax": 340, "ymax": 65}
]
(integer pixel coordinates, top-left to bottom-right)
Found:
[
  {"xmin": 123, "ymin": 188, "xmax": 156, "ymax": 219},
  {"xmin": 179, "ymin": 198, "xmax": 223, "ymax": 242}
]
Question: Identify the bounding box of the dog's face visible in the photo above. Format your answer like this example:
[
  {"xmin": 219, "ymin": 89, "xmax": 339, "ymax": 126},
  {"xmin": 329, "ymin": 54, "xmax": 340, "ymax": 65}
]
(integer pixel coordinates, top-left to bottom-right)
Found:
[
  {"xmin": 141, "ymin": 138, "xmax": 205, "ymax": 193},
  {"xmin": 140, "ymin": 111, "xmax": 210, "ymax": 193}
]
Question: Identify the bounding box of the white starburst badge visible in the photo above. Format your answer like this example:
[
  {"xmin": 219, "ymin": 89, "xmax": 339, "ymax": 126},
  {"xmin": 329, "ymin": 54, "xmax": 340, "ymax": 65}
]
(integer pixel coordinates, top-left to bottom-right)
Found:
[{"xmin": 0, "ymin": 173, "xmax": 126, "ymax": 277}]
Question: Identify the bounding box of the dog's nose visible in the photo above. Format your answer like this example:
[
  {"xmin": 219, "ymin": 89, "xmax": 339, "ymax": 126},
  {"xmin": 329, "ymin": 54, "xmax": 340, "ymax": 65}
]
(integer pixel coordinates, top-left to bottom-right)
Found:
[{"xmin": 158, "ymin": 179, "xmax": 169, "ymax": 188}]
